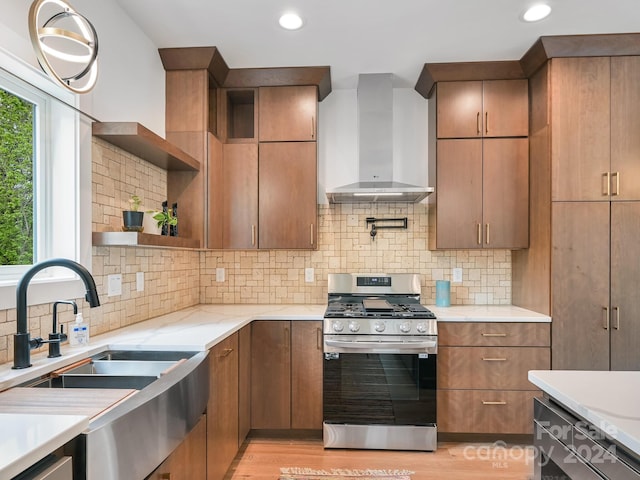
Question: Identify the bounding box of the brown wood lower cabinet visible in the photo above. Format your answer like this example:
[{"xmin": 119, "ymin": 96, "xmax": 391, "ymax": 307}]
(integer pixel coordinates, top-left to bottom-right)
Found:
[
  {"xmin": 251, "ymin": 320, "xmax": 323, "ymax": 430},
  {"xmin": 437, "ymin": 322, "xmax": 550, "ymax": 435},
  {"xmin": 208, "ymin": 333, "xmax": 239, "ymax": 480},
  {"xmin": 438, "ymin": 390, "xmax": 539, "ymax": 434},
  {"xmin": 148, "ymin": 414, "xmax": 207, "ymax": 480}
]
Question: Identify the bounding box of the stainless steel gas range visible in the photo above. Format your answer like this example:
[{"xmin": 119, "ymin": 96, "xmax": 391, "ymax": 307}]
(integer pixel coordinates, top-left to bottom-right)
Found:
[{"xmin": 322, "ymin": 273, "xmax": 438, "ymax": 451}]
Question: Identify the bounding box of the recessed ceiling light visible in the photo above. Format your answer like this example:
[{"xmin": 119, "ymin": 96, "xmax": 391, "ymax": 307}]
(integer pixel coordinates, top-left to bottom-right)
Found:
[
  {"xmin": 522, "ymin": 4, "xmax": 552, "ymax": 22},
  {"xmin": 279, "ymin": 12, "xmax": 304, "ymax": 30}
]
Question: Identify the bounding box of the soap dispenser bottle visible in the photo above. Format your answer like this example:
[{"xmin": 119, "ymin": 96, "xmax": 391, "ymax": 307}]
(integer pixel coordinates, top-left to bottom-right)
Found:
[{"xmin": 70, "ymin": 312, "xmax": 89, "ymax": 346}]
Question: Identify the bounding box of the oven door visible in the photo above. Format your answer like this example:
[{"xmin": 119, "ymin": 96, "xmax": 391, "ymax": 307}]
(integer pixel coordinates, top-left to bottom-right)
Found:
[{"xmin": 323, "ymin": 335, "xmax": 437, "ymax": 427}]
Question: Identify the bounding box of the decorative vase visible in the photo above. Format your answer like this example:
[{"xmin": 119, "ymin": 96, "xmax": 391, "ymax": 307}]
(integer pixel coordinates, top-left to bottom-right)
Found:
[{"xmin": 122, "ymin": 210, "xmax": 144, "ymax": 232}]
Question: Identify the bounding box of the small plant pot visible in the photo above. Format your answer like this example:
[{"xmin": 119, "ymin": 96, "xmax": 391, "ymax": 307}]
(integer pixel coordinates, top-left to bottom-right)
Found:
[{"xmin": 122, "ymin": 210, "xmax": 144, "ymax": 232}]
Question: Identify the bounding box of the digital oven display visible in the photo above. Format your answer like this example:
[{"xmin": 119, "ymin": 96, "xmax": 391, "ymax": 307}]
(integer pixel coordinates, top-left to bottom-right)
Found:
[{"xmin": 356, "ymin": 276, "xmax": 391, "ymax": 287}]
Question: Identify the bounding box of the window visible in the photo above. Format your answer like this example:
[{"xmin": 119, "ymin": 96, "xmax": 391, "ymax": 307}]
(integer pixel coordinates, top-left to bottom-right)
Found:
[
  {"xmin": 0, "ymin": 87, "xmax": 34, "ymax": 266},
  {"xmin": 0, "ymin": 48, "xmax": 92, "ymax": 309}
]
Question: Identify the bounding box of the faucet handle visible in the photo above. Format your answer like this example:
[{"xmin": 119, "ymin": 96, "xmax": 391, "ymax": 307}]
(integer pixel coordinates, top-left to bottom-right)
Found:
[
  {"xmin": 29, "ymin": 337, "xmax": 44, "ymax": 349},
  {"xmin": 59, "ymin": 324, "xmax": 68, "ymax": 342}
]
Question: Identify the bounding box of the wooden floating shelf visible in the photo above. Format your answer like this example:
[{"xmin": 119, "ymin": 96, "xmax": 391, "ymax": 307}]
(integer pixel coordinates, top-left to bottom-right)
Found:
[
  {"xmin": 92, "ymin": 122, "xmax": 200, "ymax": 171},
  {"xmin": 92, "ymin": 232, "xmax": 200, "ymax": 249}
]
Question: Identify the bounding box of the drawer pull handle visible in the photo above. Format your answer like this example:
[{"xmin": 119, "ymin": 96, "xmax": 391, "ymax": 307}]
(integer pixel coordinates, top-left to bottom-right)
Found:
[
  {"xmin": 482, "ymin": 357, "xmax": 507, "ymax": 362},
  {"xmin": 218, "ymin": 348, "xmax": 234, "ymax": 358},
  {"xmin": 482, "ymin": 401, "xmax": 507, "ymax": 406},
  {"xmin": 481, "ymin": 333, "xmax": 507, "ymax": 337}
]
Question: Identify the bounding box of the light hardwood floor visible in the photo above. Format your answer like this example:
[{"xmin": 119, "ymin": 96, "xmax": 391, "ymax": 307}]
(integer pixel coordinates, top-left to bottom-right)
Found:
[{"xmin": 227, "ymin": 437, "xmax": 534, "ymax": 480}]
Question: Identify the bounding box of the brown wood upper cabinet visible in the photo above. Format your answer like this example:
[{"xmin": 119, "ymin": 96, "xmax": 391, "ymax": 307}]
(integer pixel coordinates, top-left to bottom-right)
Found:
[
  {"xmin": 259, "ymin": 86, "xmax": 318, "ymax": 142},
  {"xmin": 221, "ymin": 143, "xmax": 259, "ymax": 249},
  {"xmin": 551, "ymin": 56, "xmax": 640, "ymax": 201},
  {"xmin": 436, "ymin": 80, "xmax": 528, "ymax": 139},
  {"xmin": 259, "ymin": 142, "xmax": 317, "ymax": 249},
  {"xmin": 434, "ymin": 138, "xmax": 529, "ymax": 249}
]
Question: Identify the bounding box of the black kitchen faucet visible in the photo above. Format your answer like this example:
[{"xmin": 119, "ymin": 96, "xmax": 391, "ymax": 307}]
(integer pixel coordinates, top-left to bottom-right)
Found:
[{"xmin": 13, "ymin": 258, "xmax": 100, "ymax": 369}]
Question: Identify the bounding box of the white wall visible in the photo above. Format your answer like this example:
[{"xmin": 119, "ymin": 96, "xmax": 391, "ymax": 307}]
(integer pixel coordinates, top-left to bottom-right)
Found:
[
  {"xmin": 318, "ymin": 87, "xmax": 430, "ymax": 204},
  {"xmin": 0, "ymin": 0, "xmax": 166, "ymax": 135}
]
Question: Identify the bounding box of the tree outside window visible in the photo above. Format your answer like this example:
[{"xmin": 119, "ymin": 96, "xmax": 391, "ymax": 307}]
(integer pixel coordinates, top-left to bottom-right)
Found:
[{"xmin": 0, "ymin": 88, "xmax": 34, "ymax": 265}]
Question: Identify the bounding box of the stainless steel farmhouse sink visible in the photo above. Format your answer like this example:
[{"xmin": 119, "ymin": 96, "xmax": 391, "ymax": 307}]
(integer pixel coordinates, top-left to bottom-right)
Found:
[
  {"xmin": 23, "ymin": 349, "xmax": 210, "ymax": 480},
  {"xmin": 24, "ymin": 350, "xmax": 196, "ymax": 391}
]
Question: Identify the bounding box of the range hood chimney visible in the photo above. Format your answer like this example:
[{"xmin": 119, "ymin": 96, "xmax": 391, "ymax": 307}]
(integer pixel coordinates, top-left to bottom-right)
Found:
[{"xmin": 326, "ymin": 73, "xmax": 434, "ymax": 204}]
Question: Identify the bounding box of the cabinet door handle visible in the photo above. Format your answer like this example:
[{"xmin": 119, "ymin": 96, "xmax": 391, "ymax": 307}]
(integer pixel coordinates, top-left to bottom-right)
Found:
[
  {"xmin": 251, "ymin": 224, "xmax": 256, "ymax": 246},
  {"xmin": 160, "ymin": 473, "xmax": 172, "ymax": 479},
  {"xmin": 476, "ymin": 112, "xmax": 480, "ymax": 135},
  {"xmin": 316, "ymin": 327, "xmax": 322, "ymax": 350},
  {"xmin": 603, "ymin": 172, "xmax": 611, "ymax": 196},
  {"xmin": 482, "ymin": 333, "xmax": 507, "ymax": 337},
  {"xmin": 612, "ymin": 171, "xmax": 620, "ymax": 196},
  {"xmin": 485, "ymin": 223, "xmax": 490, "ymax": 245},
  {"xmin": 485, "ymin": 111, "xmax": 489, "ymax": 135},
  {"xmin": 310, "ymin": 224, "xmax": 315, "ymax": 246},
  {"xmin": 603, "ymin": 306, "xmax": 610, "ymax": 330},
  {"xmin": 284, "ymin": 326, "xmax": 290, "ymax": 348},
  {"xmin": 482, "ymin": 357, "xmax": 507, "ymax": 362},
  {"xmin": 311, "ymin": 116, "xmax": 315, "ymax": 140},
  {"xmin": 482, "ymin": 401, "xmax": 507, "ymax": 406},
  {"xmin": 613, "ymin": 306, "xmax": 620, "ymax": 330},
  {"xmin": 218, "ymin": 348, "xmax": 234, "ymax": 358},
  {"xmin": 477, "ymin": 223, "xmax": 482, "ymax": 245}
]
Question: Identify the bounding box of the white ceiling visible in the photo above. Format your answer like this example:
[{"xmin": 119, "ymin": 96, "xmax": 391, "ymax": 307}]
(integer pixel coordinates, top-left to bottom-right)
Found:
[{"xmin": 115, "ymin": 0, "xmax": 640, "ymax": 90}]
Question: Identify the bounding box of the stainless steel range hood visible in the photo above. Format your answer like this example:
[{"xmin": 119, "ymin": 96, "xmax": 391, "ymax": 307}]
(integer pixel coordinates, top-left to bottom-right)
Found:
[{"xmin": 326, "ymin": 73, "xmax": 434, "ymax": 204}]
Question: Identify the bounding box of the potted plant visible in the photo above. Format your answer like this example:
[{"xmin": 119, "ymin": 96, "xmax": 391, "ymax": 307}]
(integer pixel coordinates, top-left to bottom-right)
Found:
[
  {"xmin": 152, "ymin": 208, "xmax": 178, "ymax": 236},
  {"xmin": 122, "ymin": 195, "xmax": 144, "ymax": 232}
]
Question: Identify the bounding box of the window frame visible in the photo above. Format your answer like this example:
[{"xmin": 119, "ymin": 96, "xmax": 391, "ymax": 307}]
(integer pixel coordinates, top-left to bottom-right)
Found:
[{"xmin": 0, "ymin": 47, "xmax": 92, "ymax": 310}]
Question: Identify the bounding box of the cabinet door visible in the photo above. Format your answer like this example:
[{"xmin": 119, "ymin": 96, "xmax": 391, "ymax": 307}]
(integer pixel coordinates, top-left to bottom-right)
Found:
[
  {"xmin": 610, "ymin": 202, "xmax": 640, "ymax": 370},
  {"xmin": 259, "ymin": 142, "xmax": 317, "ymax": 249},
  {"xmin": 259, "ymin": 86, "xmax": 317, "ymax": 141},
  {"xmin": 551, "ymin": 57, "xmax": 611, "ymax": 201},
  {"xmin": 551, "ymin": 202, "xmax": 610, "ymax": 370},
  {"xmin": 150, "ymin": 414, "xmax": 207, "ymax": 480},
  {"xmin": 482, "ymin": 79, "xmax": 529, "ymax": 138},
  {"xmin": 435, "ymin": 139, "xmax": 483, "ymax": 248},
  {"xmin": 436, "ymin": 81, "xmax": 483, "ymax": 138},
  {"xmin": 611, "ymin": 56, "xmax": 640, "ymax": 201},
  {"xmin": 251, "ymin": 321, "xmax": 291, "ymax": 429},
  {"xmin": 482, "ymin": 138, "xmax": 529, "ymax": 248},
  {"xmin": 208, "ymin": 334, "xmax": 239, "ymax": 480},
  {"xmin": 291, "ymin": 321, "xmax": 323, "ymax": 429},
  {"xmin": 222, "ymin": 143, "xmax": 258, "ymax": 249}
]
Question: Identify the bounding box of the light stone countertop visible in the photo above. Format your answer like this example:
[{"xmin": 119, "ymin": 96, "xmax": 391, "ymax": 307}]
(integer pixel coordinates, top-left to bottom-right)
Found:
[
  {"xmin": 429, "ymin": 304, "xmax": 551, "ymax": 322},
  {"xmin": 0, "ymin": 413, "xmax": 88, "ymax": 479},
  {"xmin": 529, "ymin": 370, "xmax": 640, "ymax": 457},
  {"xmin": 0, "ymin": 302, "xmax": 547, "ymax": 477}
]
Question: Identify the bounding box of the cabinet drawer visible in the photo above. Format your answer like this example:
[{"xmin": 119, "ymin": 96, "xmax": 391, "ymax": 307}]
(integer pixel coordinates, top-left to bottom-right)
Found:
[
  {"xmin": 438, "ymin": 389, "xmax": 540, "ymax": 434},
  {"xmin": 438, "ymin": 322, "xmax": 550, "ymax": 346},
  {"xmin": 438, "ymin": 346, "xmax": 550, "ymax": 390}
]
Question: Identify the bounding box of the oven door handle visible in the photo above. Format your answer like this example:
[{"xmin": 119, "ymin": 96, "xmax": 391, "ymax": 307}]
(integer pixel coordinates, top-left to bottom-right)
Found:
[{"xmin": 324, "ymin": 339, "xmax": 437, "ymax": 353}]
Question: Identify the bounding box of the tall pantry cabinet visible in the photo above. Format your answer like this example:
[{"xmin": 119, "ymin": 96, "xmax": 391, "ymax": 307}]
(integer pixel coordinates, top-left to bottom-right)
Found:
[{"xmin": 512, "ymin": 55, "xmax": 640, "ymax": 371}]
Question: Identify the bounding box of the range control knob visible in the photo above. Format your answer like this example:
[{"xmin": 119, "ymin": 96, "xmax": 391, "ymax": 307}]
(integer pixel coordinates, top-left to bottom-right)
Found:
[
  {"xmin": 374, "ymin": 320, "xmax": 386, "ymax": 333},
  {"xmin": 399, "ymin": 321, "xmax": 412, "ymax": 333},
  {"xmin": 416, "ymin": 322, "xmax": 428, "ymax": 333},
  {"xmin": 332, "ymin": 320, "xmax": 344, "ymax": 332},
  {"xmin": 349, "ymin": 321, "xmax": 361, "ymax": 333}
]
